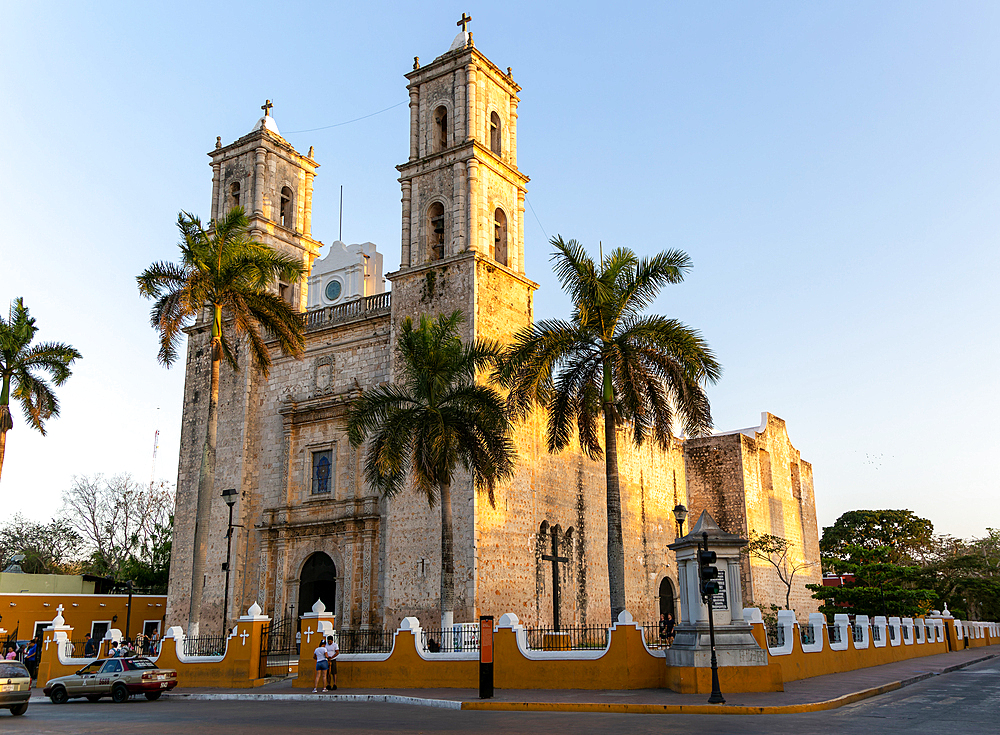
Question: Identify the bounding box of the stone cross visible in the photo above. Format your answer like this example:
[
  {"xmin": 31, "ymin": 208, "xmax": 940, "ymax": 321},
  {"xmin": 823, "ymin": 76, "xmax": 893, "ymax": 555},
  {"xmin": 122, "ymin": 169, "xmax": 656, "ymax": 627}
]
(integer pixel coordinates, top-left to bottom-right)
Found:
[
  {"xmin": 261, "ymin": 99, "xmax": 273, "ymax": 117},
  {"xmin": 239, "ymin": 630, "xmax": 250, "ymax": 646},
  {"xmin": 304, "ymin": 626, "xmax": 314, "ymax": 643},
  {"xmin": 56, "ymin": 604, "xmax": 65, "ymax": 617},
  {"xmin": 541, "ymin": 532, "xmax": 569, "ymax": 631},
  {"xmin": 456, "ymin": 13, "xmax": 472, "ymax": 32}
]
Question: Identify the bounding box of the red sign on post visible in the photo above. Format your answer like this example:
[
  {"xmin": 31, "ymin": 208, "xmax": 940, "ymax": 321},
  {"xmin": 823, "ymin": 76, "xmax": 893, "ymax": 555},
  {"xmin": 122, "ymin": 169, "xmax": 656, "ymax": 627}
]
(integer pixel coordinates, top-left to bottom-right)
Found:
[{"xmin": 480, "ymin": 617, "xmax": 493, "ymax": 664}]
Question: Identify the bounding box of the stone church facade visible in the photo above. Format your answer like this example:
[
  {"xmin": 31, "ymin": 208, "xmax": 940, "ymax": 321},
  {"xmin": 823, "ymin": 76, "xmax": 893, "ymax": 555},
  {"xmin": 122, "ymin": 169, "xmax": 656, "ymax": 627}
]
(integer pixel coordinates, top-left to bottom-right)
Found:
[{"xmin": 165, "ymin": 29, "xmax": 821, "ymax": 634}]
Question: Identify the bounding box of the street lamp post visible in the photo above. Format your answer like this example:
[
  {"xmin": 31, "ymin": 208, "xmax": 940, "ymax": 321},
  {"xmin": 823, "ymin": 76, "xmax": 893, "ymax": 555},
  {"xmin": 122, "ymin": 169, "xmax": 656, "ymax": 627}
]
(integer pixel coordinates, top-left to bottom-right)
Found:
[
  {"xmin": 672, "ymin": 504, "xmax": 688, "ymax": 538},
  {"xmin": 221, "ymin": 488, "xmax": 239, "ymax": 638},
  {"xmin": 124, "ymin": 580, "xmax": 134, "ymax": 643}
]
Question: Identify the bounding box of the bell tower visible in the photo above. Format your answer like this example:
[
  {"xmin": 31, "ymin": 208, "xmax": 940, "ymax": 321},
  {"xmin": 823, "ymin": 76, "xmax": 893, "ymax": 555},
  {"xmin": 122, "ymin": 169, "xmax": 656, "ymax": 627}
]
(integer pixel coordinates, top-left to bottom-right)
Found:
[
  {"xmin": 390, "ymin": 18, "xmax": 537, "ymax": 344},
  {"xmin": 208, "ymin": 102, "xmax": 324, "ymax": 311}
]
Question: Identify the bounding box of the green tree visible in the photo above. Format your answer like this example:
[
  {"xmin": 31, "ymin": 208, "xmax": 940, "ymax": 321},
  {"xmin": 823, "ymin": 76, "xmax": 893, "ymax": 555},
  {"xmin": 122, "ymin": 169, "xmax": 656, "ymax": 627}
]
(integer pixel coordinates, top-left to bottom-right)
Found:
[
  {"xmin": 744, "ymin": 531, "xmax": 815, "ymax": 609},
  {"xmin": 820, "ymin": 509, "xmax": 934, "ymax": 567},
  {"xmin": 0, "ymin": 298, "xmax": 81, "ymax": 483},
  {"xmin": 137, "ymin": 207, "xmax": 306, "ymax": 634},
  {"xmin": 495, "ymin": 237, "xmax": 720, "ymax": 620},
  {"xmin": 808, "ymin": 544, "xmax": 937, "ymax": 618},
  {"xmin": 0, "ymin": 514, "xmax": 85, "ymax": 574},
  {"xmin": 347, "ymin": 312, "xmax": 516, "ymax": 630}
]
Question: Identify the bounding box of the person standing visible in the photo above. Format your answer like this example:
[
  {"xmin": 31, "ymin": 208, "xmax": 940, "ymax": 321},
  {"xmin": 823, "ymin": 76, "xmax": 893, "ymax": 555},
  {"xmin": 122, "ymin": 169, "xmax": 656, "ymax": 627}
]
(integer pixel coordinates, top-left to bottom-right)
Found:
[
  {"xmin": 664, "ymin": 613, "xmax": 676, "ymax": 647},
  {"xmin": 324, "ymin": 634, "xmax": 340, "ymax": 691},
  {"xmin": 23, "ymin": 638, "xmax": 39, "ymax": 679},
  {"xmin": 312, "ymin": 639, "xmax": 329, "ymax": 692},
  {"xmin": 83, "ymin": 633, "xmax": 97, "ymax": 658}
]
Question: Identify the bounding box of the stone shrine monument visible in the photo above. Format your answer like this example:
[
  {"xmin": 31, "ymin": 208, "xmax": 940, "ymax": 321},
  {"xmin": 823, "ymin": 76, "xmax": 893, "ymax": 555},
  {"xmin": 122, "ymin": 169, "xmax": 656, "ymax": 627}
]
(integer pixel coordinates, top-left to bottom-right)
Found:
[{"xmin": 665, "ymin": 511, "xmax": 768, "ymax": 668}]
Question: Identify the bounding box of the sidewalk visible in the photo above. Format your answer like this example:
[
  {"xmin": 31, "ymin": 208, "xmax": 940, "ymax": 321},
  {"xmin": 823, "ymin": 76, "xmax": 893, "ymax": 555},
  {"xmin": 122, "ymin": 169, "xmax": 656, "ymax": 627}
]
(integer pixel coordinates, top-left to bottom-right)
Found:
[{"xmin": 30, "ymin": 644, "xmax": 1000, "ymax": 715}]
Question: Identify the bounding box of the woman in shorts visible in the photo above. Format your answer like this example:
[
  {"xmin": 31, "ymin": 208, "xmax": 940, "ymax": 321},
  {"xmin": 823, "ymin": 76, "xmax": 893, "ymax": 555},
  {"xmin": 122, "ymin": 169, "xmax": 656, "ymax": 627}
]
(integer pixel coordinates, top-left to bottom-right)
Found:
[{"xmin": 313, "ymin": 641, "xmax": 330, "ymax": 692}]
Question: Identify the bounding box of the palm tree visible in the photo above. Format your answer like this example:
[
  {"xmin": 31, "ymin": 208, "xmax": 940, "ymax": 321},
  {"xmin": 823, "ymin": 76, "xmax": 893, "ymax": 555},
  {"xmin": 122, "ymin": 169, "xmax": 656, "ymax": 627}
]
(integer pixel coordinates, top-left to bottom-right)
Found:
[
  {"xmin": 347, "ymin": 311, "xmax": 516, "ymax": 630},
  {"xmin": 0, "ymin": 298, "xmax": 81, "ymax": 483},
  {"xmin": 137, "ymin": 206, "xmax": 306, "ymax": 635},
  {"xmin": 495, "ymin": 236, "xmax": 721, "ymax": 621}
]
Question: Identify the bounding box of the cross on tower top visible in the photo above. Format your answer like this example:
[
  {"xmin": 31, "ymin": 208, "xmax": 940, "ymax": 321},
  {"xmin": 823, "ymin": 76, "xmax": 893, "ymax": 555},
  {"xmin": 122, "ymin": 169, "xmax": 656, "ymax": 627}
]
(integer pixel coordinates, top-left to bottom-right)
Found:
[
  {"xmin": 261, "ymin": 99, "xmax": 273, "ymax": 117},
  {"xmin": 456, "ymin": 13, "xmax": 472, "ymax": 32},
  {"xmin": 56, "ymin": 604, "xmax": 65, "ymax": 616}
]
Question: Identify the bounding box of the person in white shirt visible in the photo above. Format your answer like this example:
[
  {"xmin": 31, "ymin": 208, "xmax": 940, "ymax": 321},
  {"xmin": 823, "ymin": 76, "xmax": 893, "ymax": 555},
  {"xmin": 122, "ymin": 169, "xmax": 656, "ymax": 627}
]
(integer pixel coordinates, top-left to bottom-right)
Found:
[
  {"xmin": 312, "ymin": 641, "xmax": 330, "ymax": 692},
  {"xmin": 324, "ymin": 635, "xmax": 340, "ymax": 691}
]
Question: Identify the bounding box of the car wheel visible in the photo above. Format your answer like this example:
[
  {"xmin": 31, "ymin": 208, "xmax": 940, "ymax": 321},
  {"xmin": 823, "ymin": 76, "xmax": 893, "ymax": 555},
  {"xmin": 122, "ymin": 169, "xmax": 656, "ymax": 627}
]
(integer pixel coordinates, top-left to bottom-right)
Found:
[
  {"xmin": 86, "ymin": 695, "xmax": 102, "ymax": 702},
  {"xmin": 50, "ymin": 686, "xmax": 69, "ymax": 704},
  {"xmin": 144, "ymin": 692, "xmax": 162, "ymax": 701},
  {"xmin": 111, "ymin": 684, "xmax": 130, "ymax": 703},
  {"xmin": 9, "ymin": 703, "xmax": 28, "ymax": 716}
]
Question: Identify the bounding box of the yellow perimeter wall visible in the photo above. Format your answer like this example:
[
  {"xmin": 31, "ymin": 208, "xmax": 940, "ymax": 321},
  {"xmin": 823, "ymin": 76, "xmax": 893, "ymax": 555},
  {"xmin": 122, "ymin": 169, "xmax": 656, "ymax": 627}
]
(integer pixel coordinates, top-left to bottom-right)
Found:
[{"xmin": 35, "ymin": 615, "xmax": 997, "ymax": 694}]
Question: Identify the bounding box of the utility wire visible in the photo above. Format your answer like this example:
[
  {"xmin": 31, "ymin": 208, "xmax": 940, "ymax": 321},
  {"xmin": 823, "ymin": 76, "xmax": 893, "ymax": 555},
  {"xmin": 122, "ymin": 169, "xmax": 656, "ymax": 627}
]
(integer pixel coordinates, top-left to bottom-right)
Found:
[
  {"xmin": 283, "ymin": 100, "xmax": 408, "ymax": 134},
  {"xmin": 526, "ymin": 197, "xmax": 549, "ymax": 241}
]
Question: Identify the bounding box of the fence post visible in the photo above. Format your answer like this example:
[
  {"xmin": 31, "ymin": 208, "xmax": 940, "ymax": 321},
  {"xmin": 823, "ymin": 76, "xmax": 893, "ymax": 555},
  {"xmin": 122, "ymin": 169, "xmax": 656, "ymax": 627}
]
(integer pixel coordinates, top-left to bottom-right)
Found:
[{"xmin": 237, "ymin": 602, "xmax": 270, "ymax": 683}]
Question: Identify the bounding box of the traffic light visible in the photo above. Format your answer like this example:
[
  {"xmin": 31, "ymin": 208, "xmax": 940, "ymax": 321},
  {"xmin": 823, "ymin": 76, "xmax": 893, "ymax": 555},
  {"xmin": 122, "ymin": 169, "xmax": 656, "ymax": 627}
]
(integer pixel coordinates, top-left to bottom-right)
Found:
[{"xmin": 698, "ymin": 548, "xmax": 720, "ymax": 599}]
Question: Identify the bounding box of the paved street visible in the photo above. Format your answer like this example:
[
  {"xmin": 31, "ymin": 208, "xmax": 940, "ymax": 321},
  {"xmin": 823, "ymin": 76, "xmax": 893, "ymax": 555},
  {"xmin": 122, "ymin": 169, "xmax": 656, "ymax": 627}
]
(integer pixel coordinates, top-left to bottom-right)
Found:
[{"xmin": 5, "ymin": 657, "xmax": 999, "ymax": 734}]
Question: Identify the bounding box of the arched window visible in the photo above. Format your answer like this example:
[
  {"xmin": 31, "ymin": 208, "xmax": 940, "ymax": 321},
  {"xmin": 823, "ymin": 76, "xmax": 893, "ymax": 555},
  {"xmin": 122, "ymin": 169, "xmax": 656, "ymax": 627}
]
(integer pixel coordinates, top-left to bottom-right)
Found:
[
  {"xmin": 279, "ymin": 186, "xmax": 292, "ymax": 228},
  {"xmin": 428, "ymin": 202, "xmax": 445, "ymax": 260},
  {"xmin": 490, "ymin": 111, "xmax": 502, "ymax": 155},
  {"xmin": 434, "ymin": 106, "xmax": 448, "ymax": 152},
  {"xmin": 298, "ymin": 552, "xmax": 337, "ymax": 621},
  {"xmin": 493, "ymin": 208, "xmax": 508, "ymax": 266},
  {"xmin": 229, "ymin": 181, "xmax": 241, "ymax": 209}
]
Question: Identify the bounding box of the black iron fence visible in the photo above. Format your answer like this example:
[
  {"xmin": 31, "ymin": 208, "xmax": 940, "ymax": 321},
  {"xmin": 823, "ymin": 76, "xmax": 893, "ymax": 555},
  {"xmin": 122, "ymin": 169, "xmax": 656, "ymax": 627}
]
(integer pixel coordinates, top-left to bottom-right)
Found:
[
  {"xmin": 852, "ymin": 623, "xmax": 865, "ymax": 643},
  {"xmin": 183, "ymin": 634, "xmax": 227, "ymax": 657},
  {"xmin": 765, "ymin": 622, "xmax": 785, "ymax": 648},
  {"xmin": 420, "ymin": 626, "xmax": 480, "ymax": 653},
  {"xmin": 523, "ymin": 625, "xmax": 609, "ymax": 651},
  {"xmin": 336, "ymin": 628, "xmax": 395, "ymax": 654},
  {"xmin": 641, "ymin": 622, "xmax": 674, "ymax": 649},
  {"xmin": 829, "ymin": 624, "xmax": 843, "ymax": 644},
  {"xmin": 800, "ymin": 623, "xmax": 816, "ymax": 646}
]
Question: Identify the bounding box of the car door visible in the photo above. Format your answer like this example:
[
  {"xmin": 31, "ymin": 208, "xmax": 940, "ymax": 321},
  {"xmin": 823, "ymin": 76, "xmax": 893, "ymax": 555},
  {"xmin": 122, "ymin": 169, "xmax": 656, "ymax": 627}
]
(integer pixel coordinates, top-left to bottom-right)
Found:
[
  {"xmin": 96, "ymin": 659, "xmax": 123, "ymax": 693},
  {"xmin": 66, "ymin": 661, "xmax": 102, "ymax": 695}
]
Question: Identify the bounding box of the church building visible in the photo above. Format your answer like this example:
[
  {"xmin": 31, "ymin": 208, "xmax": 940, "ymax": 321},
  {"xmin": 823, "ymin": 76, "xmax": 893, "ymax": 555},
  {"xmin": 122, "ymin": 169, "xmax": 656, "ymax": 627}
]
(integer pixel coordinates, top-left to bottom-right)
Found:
[{"xmin": 166, "ymin": 23, "xmax": 822, "ymax": 634}]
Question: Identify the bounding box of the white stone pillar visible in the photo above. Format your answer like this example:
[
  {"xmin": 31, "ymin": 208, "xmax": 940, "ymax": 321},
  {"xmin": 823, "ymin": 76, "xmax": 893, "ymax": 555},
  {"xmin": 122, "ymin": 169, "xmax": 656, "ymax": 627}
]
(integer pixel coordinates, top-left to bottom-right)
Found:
[
  {"xmin": 304, "ymin": 171, "xmax": 315, "ymax": 236},
  {"xmin": 400, "ymin": 181, "xmax": 412, "ymax": 267},
  {"xmin": 211, "ymin": 162, "xmax": 221, "ymax": 220},
  {"xmin": 254, "ymin": 148, "xmax": 266, "ymax": 215},
  {"xmin": 408, "ymin": 87, "xmax": 420, "ymax": 161},
  {"xmin": 509, "ymin": 96, "xmax": 518, "ymax": 167},
  {"xmin": 516, "ymin": 189, "xmax": 526, "ymax": 274},
  {"xmin": 467, "ymin": 159, "xmax": 479, "ymax": 253},
  {"xmin": 466, "ymin": 66, "xmax": 477, "ymax": 142}
]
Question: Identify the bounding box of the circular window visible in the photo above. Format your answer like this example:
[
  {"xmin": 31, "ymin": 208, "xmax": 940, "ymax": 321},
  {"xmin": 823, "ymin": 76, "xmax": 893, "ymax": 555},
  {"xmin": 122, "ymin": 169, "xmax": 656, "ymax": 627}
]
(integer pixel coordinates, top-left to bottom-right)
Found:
[{"xmin": 325, "ymin": 280, "xmax": 342, "ymax": 302}]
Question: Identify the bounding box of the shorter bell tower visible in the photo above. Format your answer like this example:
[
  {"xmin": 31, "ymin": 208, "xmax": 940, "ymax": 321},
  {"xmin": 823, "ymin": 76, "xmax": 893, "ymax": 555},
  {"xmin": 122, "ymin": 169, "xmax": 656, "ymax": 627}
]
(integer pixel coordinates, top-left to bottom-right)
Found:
[{"xmin": 208, "ymin": 102, "xmax": 324, "ymax": 310}]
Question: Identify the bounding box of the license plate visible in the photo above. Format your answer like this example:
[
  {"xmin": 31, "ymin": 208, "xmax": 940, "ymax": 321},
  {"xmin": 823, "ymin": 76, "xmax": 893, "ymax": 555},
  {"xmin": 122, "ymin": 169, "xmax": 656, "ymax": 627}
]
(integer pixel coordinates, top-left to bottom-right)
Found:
[
  {"xmin": 0, "ymin": 684, "xmax": 15, "ymax": 692},
  {"xmin": 160, "ymin": 681, "xmax": 168, "ymax": 688}
]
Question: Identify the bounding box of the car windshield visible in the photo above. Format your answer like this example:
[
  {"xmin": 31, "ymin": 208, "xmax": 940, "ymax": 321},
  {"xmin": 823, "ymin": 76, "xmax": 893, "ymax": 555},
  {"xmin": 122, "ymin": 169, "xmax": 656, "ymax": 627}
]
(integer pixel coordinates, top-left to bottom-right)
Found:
[
  {"xmin": 78, "ymin": 661, "xmax": 104, "ymax": 675},
  {"xmin": 126, "ymin": 658, "xmax": 157, "ymax": 669},
  {"xmin": 0, "ymin": 662, "xmax": 29, "ymax": 678}
]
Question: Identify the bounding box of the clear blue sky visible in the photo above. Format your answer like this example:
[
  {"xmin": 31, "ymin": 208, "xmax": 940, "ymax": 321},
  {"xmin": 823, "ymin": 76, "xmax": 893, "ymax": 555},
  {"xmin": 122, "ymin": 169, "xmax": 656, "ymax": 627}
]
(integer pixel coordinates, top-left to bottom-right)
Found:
[{"xmin": 2, "ymin": 1, "xmax": 997, "ymax": 540}]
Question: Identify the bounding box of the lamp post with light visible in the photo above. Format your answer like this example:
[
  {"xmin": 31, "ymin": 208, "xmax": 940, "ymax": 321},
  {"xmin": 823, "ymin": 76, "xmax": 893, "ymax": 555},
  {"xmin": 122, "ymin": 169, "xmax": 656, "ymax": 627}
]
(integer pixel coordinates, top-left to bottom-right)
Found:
[
  {"xmin": 672, "ymin": 504, "xmax": 688, "ymax": 538},
  {"xmin": 220, "ymin": 488, "xmax": 241, "ymax": 637}
]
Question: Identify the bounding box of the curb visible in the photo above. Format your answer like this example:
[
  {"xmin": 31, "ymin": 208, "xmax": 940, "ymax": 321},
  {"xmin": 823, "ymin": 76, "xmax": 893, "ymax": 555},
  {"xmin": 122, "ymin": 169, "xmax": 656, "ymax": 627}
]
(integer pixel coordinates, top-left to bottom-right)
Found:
[{"xmin": 28, "ymin": 652, "xmax": 997, "ymax": 715}]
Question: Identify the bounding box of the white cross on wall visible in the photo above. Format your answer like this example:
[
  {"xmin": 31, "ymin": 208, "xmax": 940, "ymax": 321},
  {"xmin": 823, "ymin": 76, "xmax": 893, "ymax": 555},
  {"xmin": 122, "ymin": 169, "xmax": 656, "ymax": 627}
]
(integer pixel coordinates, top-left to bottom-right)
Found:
[
  {"xmin": 240, "ymin": 630, "xmax": 250, "ymax": 646},
  {"xmin": 304, "ymin": 627, "xmax": 314, "ymax": 643},
  {"xmin": 44, "ymin": 638, "xmax": 50, "ymax": 650}
]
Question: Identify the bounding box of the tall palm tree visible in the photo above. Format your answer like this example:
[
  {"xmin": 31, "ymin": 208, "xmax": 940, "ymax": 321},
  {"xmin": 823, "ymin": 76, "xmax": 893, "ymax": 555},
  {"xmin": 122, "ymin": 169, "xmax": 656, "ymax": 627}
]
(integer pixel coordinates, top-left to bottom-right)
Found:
[
  {"xmin": 0, "ymin": 298, "xmax": 81, "ymax": 483},
  {"xmin": 347, "ymin": 311, "xmax": 516, "ymax": 630},
  {"xmin": 137, "ymin": 206, "xmax": 306, "ymax": 636},
  {"xmin": 495, "ymin": 236, "xmax": 721, "ymax": 621}
]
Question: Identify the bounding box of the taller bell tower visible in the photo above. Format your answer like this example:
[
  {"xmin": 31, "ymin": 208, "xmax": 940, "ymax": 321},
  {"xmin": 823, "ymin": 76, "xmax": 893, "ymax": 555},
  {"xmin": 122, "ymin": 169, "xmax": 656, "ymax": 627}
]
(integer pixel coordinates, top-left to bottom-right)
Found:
[{"xmin": 390, "ymin": 20, "xmax": 536, "ymax": 345}]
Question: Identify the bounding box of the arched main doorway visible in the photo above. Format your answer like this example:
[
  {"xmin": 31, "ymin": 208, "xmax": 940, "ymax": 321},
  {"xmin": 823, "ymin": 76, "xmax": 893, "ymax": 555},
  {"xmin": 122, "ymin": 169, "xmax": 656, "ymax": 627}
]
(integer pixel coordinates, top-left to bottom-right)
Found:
[
  {"xmin": 298, "ymin": 552, "xmax": 337, "ymax": 620},
  {"xmin": 659, "ymin": 577, "xmax": 676, "ymax": 621}
]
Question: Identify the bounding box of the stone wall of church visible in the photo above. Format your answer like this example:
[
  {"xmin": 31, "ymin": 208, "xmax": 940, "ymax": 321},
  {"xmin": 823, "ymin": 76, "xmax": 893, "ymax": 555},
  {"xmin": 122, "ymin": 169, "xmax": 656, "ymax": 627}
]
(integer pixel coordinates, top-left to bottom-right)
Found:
[{"xmin": 683, "ymin": 414, "xmax": 821, "ymax": 618}]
